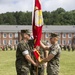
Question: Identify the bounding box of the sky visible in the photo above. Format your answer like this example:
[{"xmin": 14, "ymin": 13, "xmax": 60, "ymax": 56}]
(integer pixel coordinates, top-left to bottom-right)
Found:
[{"xmin": 0, "ymin": 0, "xmax": 75, "ymax": 13}]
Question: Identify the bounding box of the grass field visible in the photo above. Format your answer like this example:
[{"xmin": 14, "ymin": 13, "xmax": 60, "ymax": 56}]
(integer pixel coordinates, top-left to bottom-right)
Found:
[{"xmin": 0, "ymin": 50, "xmax": 75, "ymax": 75}]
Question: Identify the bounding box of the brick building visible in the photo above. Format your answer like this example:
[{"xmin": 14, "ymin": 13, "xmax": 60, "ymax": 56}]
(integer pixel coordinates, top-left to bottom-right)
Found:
[{"xmin": 0, "ymin": 25, "xmax": 75, "ymax": 47}]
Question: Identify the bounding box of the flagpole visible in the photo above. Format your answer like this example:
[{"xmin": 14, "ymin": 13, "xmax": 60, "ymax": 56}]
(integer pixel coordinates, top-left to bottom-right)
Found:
[
  {"xmin": 36, "ymin": 60, "xmax": 38, "ymax": 75},
  {"xmin": 32, "ymin": 0, "xmax": 34, "ymax": 26},
  {"xmin": 32, "ymin": 0, "xmax": 44, "ymax": 75},
  {"xmin": 32, "ymin": 0, "xmax": 38, "ymax": 75}
]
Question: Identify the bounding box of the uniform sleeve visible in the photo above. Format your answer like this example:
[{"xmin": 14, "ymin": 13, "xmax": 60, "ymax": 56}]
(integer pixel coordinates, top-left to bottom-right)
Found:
[
  {"xmin": 22, "ymin": 50, "xmax": 29, "ymax": 55},
  {"xmin": 18, "ymin": 43, "xmax": 28, "ymax": 53},
  {"xmin": 50, "ymin": 48, "xmax": 58, "ymax": 55}
]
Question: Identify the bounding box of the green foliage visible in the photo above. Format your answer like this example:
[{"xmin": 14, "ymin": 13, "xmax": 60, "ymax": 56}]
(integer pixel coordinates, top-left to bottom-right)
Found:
[{"xmin": 0, "ymin": 8, "xmax": 75, "ymax": 25}]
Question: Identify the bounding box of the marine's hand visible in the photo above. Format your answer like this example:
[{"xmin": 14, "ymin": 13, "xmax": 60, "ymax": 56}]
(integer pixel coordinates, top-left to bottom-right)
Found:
[
  {"xmin": 45, "ymin": 46, "xmax": 50, "ymax": 50},
  {"xmin": 34, "ymin": 62, "xmax": 39, "ymax": 67}
]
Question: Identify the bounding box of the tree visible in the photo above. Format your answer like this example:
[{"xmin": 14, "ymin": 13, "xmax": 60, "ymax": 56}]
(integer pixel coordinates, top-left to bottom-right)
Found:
[{"xmin": 0, "ymin": 8, "xmax": 75, "ymax": 25}]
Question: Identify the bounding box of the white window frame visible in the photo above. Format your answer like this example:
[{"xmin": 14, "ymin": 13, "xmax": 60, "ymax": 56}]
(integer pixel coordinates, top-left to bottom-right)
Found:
[
  {"xmin": 0, "ymin": 33, "xmax": 1, "ymax": 38},
  {"xmin": 74, "ymin": 40, "xmax": 75, "ymax": 44},
  {"xmin": 68, "ymin": 33, "xmax": 72, "ymax": 38},
  {"xmin": 62, "ymin": 40, "xmax": 66, "ymax": 45},
  {"xmin": 45, "ymin": 33, "xmax": 48, "ymax": 38},
  {"xmin": 0, "ymin": 40, "xmax": 1, "ymax": 45},
  {"xmin": 58, "ymin": 40, "xmax": 60, "ymax": 44},
  {"xmin": 62, "ymin": 33, "xmax": 66, "ymax": 38},
  {"xmin": 15, "ymin": 33, "xmax": 18, "ymax": 38},
  {"xmin": 3, "ymin": 33, "xmax": 7, "ymax": 38},
  {"xmin": 68, "ymin": 40, "xmax": 71, "ymax": 44},
  {"xmin": 74, "ymin": 33, "xmax": 75, "ymax": 36},
  {"xmin": 3, "ymin": 40, "xmax": 7, "ymax": 45},
  {"xmin": 9, "ymin": 33, "xmax": 12, "ymax": 38},
  {"xmin": 9, "ymin": 40, "xmax": 12, "ymax": 45},
  {"xmin": 14, "ymin": 40, "xmax": 18, "ymax": 45},
  {"xmin": 58, "ymin": 33, "xmax": 60, "ymax": 38}
]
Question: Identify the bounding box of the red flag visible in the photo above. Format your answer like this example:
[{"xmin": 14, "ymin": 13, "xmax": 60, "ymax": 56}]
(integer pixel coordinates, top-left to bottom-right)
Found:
[
  {"xmin": 33, "ymin": 49, "xmax": 40, "ymax": 60},
  {"xmin": 32, "ymin": 0, "xmax": 43, "ymax": 48},
  {"xmin": 32, "ymin": 0, "xmax": 44, "ymax": 61}
]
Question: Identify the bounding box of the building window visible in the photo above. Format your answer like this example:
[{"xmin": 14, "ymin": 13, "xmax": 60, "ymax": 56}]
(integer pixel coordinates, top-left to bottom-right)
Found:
[
  {"xmin": 58, "ymin": 33, "xmax": 60, "ymax": 38},
  {"xmin": 45, "ymin": 33, "xmax": 48, "ymax": 38},
  {"xmin": 62, "ymin": 40, "xmax": 66, "ymax": 45},
  {"xmin": 68, "ymin": 40, "xmax": 71, "ymax": 44},
  {"xmin": 0, "ymin": 34, "xmax": 1, "ymax": 38},
  {"xmin": 9, "ymin": 33, "xmax": 12, "ymax": 38},
  {"xmin": 74, "ymin": 40, "xmax": 75, "ymax": 44},
  {"xmin": 68, "ymin": 33, "xmax": 72, "ymax": 38},
  {"xmin": 3, "ymin": 40, "xmax": 7, "ymax": 45},
  {"xmin": 14, "ymin": 40, "xmax": 18, "ymax": 45},
  {"xmin": 0, "ymin": 40, "xmax": 1, "ymax": 45},
  {"xmin": 3, "ymin": 33, "xmax": 7, "ymax": 38},
  {"xmin": 58, "ymin": 40, "xmax": 60, "ymax": 44},
  {"xmin": 9, "ymin": 40, "xmax": 12, "ymax": 45},
  {"xmin": 62, "ymin": 33, "xmax": 66, "ymax": 38},
  {"xmin": 15, "ymin": 33, "xmax": 18, "ymax": 38}
]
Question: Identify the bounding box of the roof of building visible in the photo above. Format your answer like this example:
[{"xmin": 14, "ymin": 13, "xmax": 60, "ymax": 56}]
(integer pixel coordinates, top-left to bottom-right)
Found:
[
  {"xmin": 0, "ymin": 25, "xmax": 32, "ymax": 32},
  {"xmin": 0, "ymin": 25, "xmax": 75, "ymax": 33}
]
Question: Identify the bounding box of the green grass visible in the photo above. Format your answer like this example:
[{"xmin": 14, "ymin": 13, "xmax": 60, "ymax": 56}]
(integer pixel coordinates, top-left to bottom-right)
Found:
[
  {"xmin": 0, "ymin": 50, "xmax": 75, "ymax": 75},
  {"xmin": 0, "ymin": 50, "xmax": 16, "ymax": 75},
  {"xmin": 59, "ymin": 51, "xmax": 75, "ymax": 75}
]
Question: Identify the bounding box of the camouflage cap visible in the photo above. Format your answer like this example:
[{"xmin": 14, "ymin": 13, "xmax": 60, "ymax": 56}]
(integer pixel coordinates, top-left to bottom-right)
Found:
[
  {"xmin": 50, "ymin": 33, "xmax": 59, "ymax": 38},
  {"xmin": 21, "ymin": 29, "xmax": 30, "ymax": 35}
]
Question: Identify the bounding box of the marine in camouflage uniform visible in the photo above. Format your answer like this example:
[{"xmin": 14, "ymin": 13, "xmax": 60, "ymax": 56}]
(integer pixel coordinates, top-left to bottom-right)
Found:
[
  {"xmin": 37, "ymin": 46, "xmax": 45, "ymax": 75},
  {"xmin": 15, "ymin": 30, "xmax": 37, "ymax": 75},
  {"xmin": 28, "ymin": 38, "xmax": 45, "ymax": 75},
  {"xmin": 38, "ymin": 41, "xmax": 49, "ymax": 75},
  {"xmin": 47, "ymin": 43, "xmax": 61, "ymax": 75},
  {"xmin": 40, "ymin": 33, "xmax": 61, "ymax": 75}
]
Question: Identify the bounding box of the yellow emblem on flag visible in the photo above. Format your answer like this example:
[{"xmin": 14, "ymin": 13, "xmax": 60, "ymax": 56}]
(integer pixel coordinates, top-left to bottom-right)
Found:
[{"xmin": 35, "ymin": 10, "xmax": 43, "ymax": 27}]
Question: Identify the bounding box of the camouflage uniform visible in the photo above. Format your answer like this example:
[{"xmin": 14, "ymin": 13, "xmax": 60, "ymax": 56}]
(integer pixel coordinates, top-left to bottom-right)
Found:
[
  {"xmin": 63, "ymin": 45, "xmax": 67, "ymax": 51},
  {"xmin": 16, "ymin": 40, "xmax": 31, "ymax": 75},
  {"xmin": 38, "ymin": 47, "xmax": 45, "ymax": 75},
  {"xmin": 47, "ymin": 43, "xmax": 61, "ymax": 75},
  {"xmin": 29, "ymin": 39, "xmax": 45, "ymax": 75},
  {"xmin": 16, "ymin": 29, "xmax": 35, "ymax": 75}
]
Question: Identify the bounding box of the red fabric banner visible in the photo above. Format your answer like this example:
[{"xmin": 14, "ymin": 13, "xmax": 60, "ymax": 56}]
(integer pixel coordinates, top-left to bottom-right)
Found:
[
  {"xmin": 33, "ymin": 49, "xmax": 40, "ymax": 60},
  {"xmin": 32, "ymin": 0, "xmax": 43, "ymax": 48}
]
